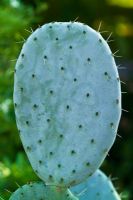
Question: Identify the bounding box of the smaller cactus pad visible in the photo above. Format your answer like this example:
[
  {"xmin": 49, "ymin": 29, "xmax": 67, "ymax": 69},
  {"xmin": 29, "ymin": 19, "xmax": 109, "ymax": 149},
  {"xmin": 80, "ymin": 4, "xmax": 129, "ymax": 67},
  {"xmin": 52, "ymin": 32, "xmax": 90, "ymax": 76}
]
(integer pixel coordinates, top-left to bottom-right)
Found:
[
  {"xmin": 9, "ymin": 182, "xmax": 78, "ymax": 200},
  {"xmin": 71, "ymin": 169, "xmax": 121, "ymax": 200}
]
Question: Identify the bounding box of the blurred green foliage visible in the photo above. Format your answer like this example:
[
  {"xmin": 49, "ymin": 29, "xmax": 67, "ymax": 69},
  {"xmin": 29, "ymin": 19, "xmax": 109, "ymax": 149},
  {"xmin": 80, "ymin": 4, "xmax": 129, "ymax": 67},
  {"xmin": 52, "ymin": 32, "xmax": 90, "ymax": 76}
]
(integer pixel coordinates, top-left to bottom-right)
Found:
[{"xmin": 0, "ymin": 0, "xmax": 133, "ymax": 199}]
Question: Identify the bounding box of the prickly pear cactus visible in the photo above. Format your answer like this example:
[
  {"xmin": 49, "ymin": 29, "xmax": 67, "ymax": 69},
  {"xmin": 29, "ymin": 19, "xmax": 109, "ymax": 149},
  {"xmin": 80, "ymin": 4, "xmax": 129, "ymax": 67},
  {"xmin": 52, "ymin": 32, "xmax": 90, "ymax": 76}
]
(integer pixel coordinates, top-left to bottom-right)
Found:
[
  {"xmin": 14, "ymin": 22, "xmax": 121, "ymax": 187},
  {"xmin": 71, "ymin": 169, "xmax": 121, "ymax": 200},
  {"xmin": 9, "ymin": 182, "xmax": 78, "ymax": 200}
]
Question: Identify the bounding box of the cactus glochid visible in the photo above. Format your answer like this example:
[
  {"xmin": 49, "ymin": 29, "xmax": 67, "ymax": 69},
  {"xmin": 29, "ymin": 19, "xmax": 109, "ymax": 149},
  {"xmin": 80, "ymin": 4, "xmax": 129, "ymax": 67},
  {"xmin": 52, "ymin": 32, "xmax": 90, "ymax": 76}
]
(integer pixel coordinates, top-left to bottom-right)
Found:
[{"xmin": 12, "ymin": 21, "xmax": 121, "ymax": 199}]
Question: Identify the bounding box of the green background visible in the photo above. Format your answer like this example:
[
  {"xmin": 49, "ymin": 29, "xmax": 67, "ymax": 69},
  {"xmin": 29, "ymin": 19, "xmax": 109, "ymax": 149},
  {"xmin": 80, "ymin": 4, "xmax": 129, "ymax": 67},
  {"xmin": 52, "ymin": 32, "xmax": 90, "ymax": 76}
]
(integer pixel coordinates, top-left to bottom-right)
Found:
[{"xmin": 0, "ymin": 0, "xmax": 133, "ymax": 199}]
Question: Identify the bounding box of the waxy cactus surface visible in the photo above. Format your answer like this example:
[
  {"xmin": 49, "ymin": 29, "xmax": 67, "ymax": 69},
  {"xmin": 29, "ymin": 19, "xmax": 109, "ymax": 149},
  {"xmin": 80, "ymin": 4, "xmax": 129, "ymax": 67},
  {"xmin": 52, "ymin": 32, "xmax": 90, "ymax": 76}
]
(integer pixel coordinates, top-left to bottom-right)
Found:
[{"xmin": 14, "ymin": 22, "xmax": 121, "ymax": 187}]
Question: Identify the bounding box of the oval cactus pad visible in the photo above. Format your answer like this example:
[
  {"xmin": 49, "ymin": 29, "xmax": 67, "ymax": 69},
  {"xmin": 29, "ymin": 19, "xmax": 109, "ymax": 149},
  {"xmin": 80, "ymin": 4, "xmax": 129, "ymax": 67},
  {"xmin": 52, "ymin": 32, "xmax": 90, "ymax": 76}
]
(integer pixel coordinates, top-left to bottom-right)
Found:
[{"xmin": 14, "ymin": 22, "xmax": 121, "ymax": 187}]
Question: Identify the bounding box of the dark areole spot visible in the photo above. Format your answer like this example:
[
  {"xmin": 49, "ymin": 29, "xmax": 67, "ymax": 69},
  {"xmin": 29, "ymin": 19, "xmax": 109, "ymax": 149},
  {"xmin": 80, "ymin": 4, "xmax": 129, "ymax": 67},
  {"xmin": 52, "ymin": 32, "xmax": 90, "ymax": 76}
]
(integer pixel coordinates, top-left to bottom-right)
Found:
[
  {"xmin": 29, "ymin": 184, "xmax": 33, "ymax": 187},
  {"xmin": 61, "ymin": 67, "xmax": 65, "ymax": 70},
  {"xmin": 86, "ymin": 162, "xmax": 90, "ymax": 166},
  {"xmin": 95, "ymin": 112, "xmax": 99, "ymax": 116},
  {"xmin": 71, "ymin": 150, "xmax": 76, "ymax": 154},
  {"xmin": 38, "ymin": 139, "xmax": 42, "ymax": 144},
  {"xmin": 26, "ymin": 121, "xmax": 29, "ymax": 125},
  {"xmin": 96, "ymin": 192, "xmax": 100, "ymax": 196},
  {"xmin": 91, "ymin": 139, "xmax": 95, "ymax": 143},
  {"xmin": 66, "ymin": 105, "xmax": 70, "ymax": 109},
  {"xmin": 60, "ymin": 177, "xmax": 64, "ymax": 182},
  {"xmin": 99, "ymin": 39, "xmax": 102, "ymax": 43},
  {"xmin": 47, "ymin": 119, "xmax": 50, "ymax": 122},
  {"xmin": 27, "ymin": 146, "xmax": 31, "ymax": 151},
  {"xmin": 59, "ymin": 134, "xmax": 63, "ymax": 138},
  {"xmin": 72, "ymin": 169, "xmax": 76, "ymax": 173},
  {"xmin": 116, "ymin": 99, "xmax": 119, "ymax": 104},
  {"xmin": 104, "ymin": 72, "xmax": 108, "ymax": 76},
  {"xmin": 49, "ymin": 151, "xmax": 53, "ymax": 155},
  {"xmin": 33, "ymin": 104, "xmax": 38, "ymax": 108},
  {"xmin": 50, "ymin": 90, "xmax": 53, "ymax": 94},
  {"xmin": 110, "ymin": 122, "xmax": 114, "ymax": 127},
  {"xmin": 44, "ymin": 55, "xmax": 47, "ymax": 59},
  {"xmin": 20, "ymin": 87, "xmax": 23, "ymax": 92},
  {"xmin": 58, "ymin": 164, "xmax": 61, "ymax": 168},
  {"xmin": 49, "ymin": 175, "xmax": 53, "ymax": 178},
  {"xmin": 14, "ymin": 103, "xmax": 17, "ymax": 107},
  {"xmin": 79, "ymin": 124, "xmax": 82, "ymax": 128},
  {"xmin": 86, "ymin": 93, "xmax": 90, "ymax": 97}
]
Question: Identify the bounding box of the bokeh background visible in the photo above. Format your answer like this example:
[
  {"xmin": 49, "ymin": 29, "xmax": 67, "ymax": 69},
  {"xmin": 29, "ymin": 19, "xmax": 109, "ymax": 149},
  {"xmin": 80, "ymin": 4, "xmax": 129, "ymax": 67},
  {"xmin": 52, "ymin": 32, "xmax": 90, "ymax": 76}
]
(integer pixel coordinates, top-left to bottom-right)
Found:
[{"xmin": 0, "ymin": 0, "xmax": 133, "ymax": 199}]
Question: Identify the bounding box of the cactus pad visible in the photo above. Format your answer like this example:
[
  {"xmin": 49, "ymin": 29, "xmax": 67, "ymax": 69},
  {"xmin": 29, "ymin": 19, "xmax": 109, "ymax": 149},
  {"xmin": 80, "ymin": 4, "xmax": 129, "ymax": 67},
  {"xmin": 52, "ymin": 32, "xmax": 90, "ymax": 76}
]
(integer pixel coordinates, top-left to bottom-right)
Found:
[
  {"xmin": 9, "ymin": 182, "xmax": 78, "ymax": 200},
  {"xmin": 71, "ymin": 169, "xmax": 121, "ymax": 200},
  {"xmin": 14, "ymin": 22, "xmax": 121, "ymax": 187}
]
